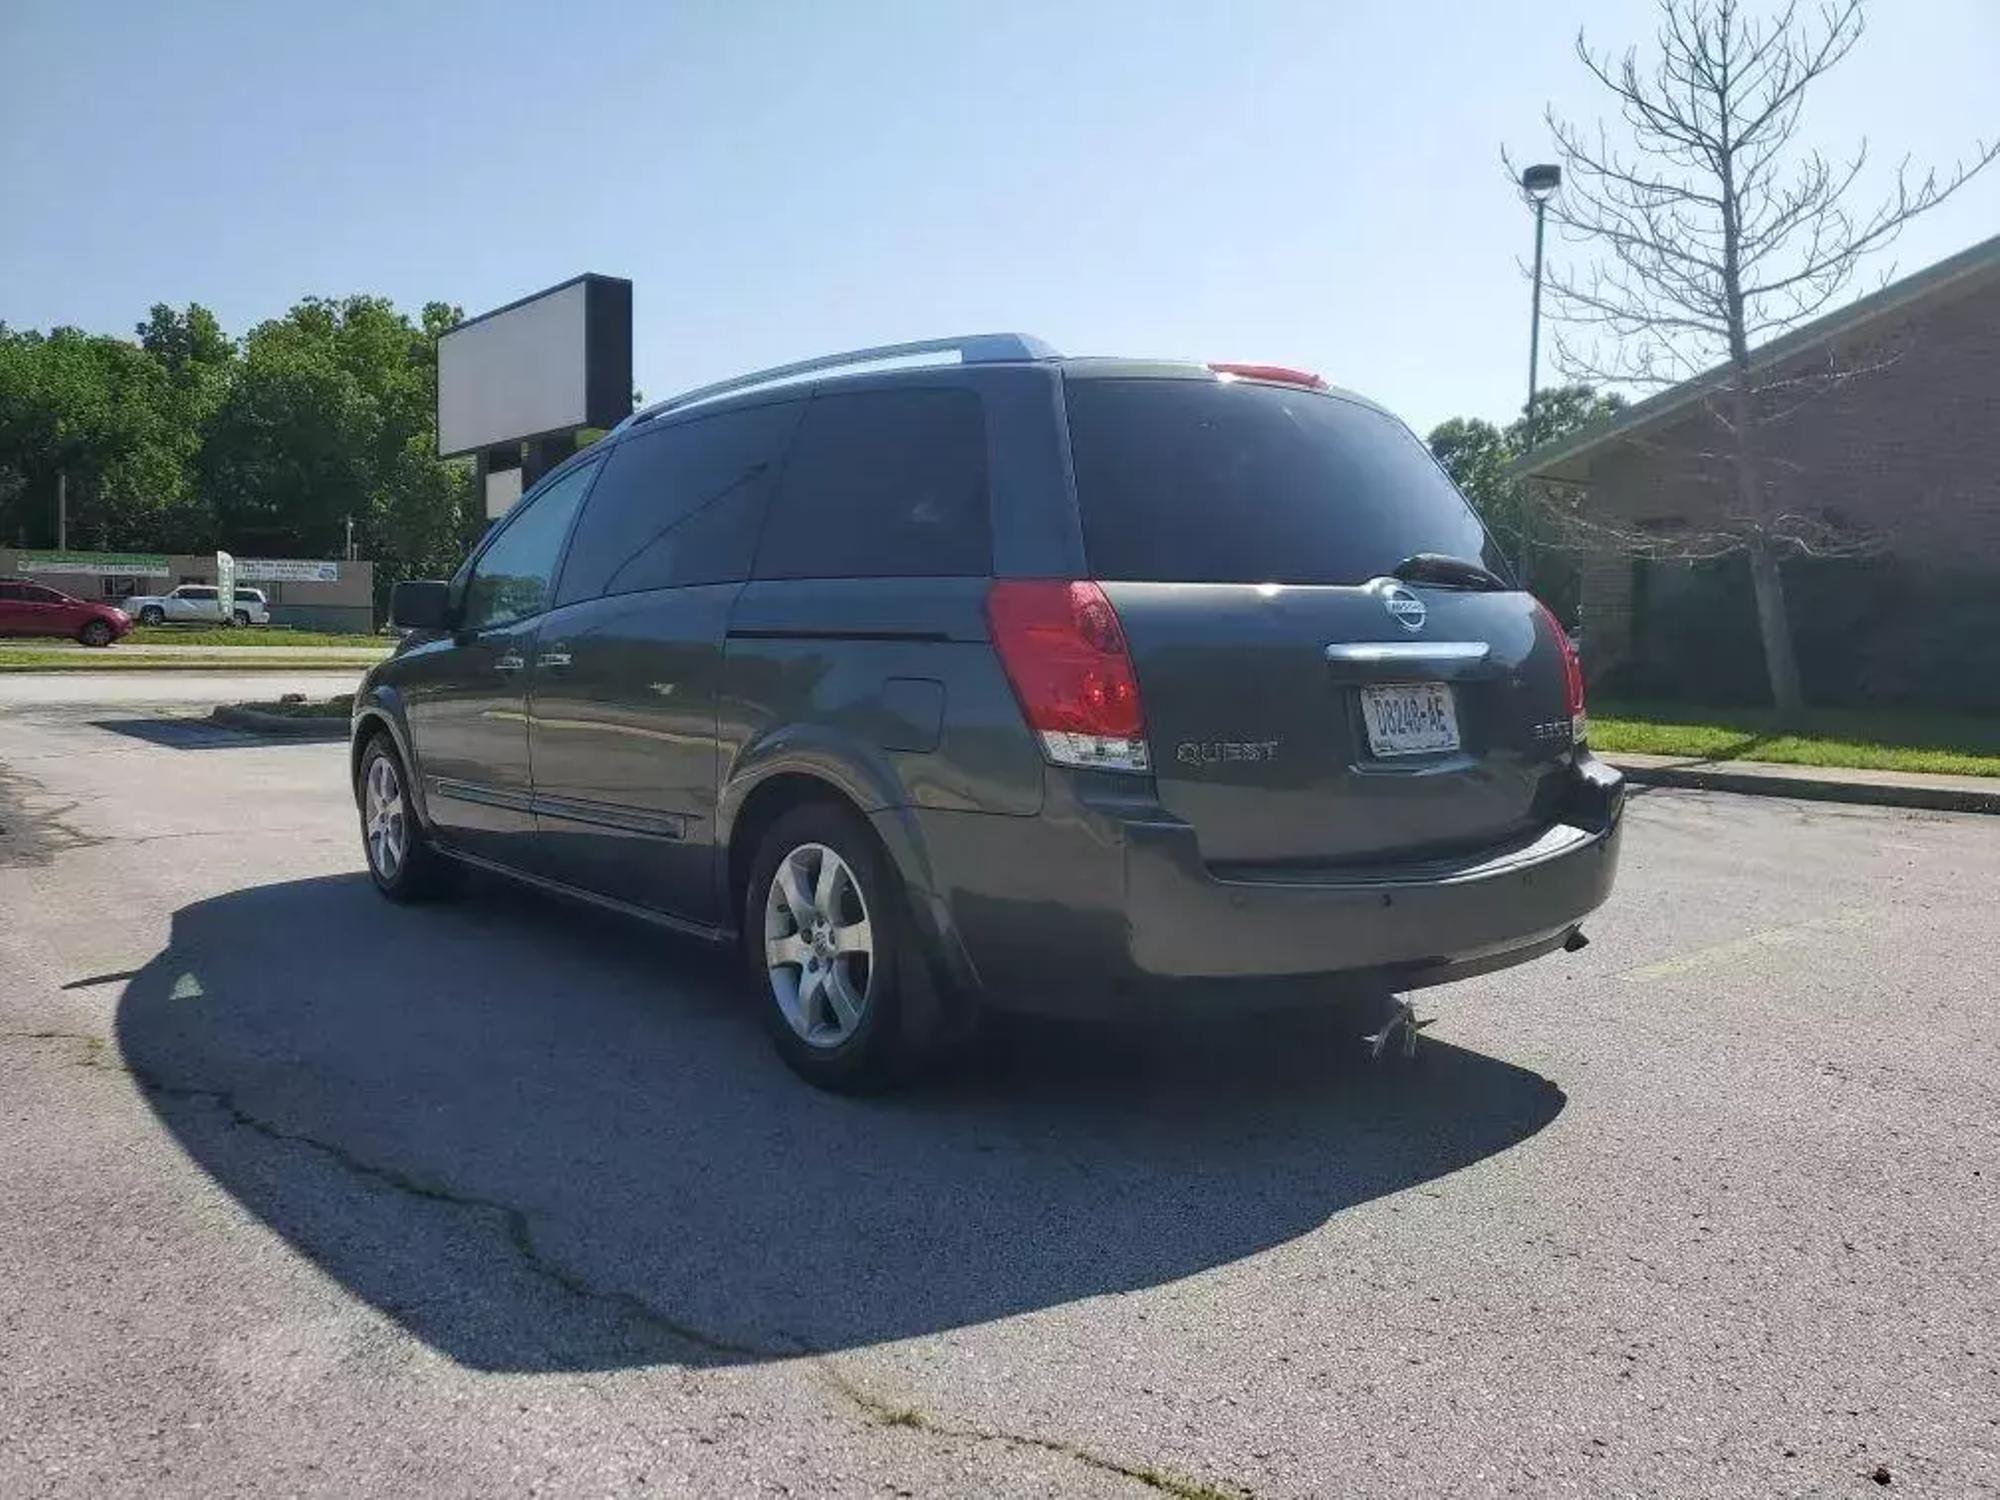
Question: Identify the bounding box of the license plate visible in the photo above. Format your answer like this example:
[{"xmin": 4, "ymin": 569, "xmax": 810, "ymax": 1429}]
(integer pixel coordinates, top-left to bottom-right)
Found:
[{"xmin": 1360, "ymin": 682, "xmax": 1461, "ymax": 757}]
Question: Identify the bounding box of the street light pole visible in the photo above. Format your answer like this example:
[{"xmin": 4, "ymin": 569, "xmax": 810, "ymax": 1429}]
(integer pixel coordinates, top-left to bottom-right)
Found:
[{"xmin": 1521, "ymin": 163, "xmax": 1561, "ymax": 448}]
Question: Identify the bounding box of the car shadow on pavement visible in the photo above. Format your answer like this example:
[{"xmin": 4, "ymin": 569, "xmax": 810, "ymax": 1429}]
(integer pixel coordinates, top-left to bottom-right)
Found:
[
  {"xmin": 88, "ymin": 718, "xmax": 267, "ymax": 750},
  {"xmin": 115, "ymin": 872, "xmax": 1565, "ymax": 1373}
]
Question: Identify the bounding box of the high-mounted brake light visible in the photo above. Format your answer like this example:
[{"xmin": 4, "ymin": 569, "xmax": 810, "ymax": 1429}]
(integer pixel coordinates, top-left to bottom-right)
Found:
[
  {"xmin": 1208, "ymin": 362, "xmax": 1328, "ymax": 391},
  {"xmin": 1535, "ymin": 599, "xmax": 1588, "ymax": 745},
  {"xmin": 986, "ymin": 580, "xmax": 1150, "ymax": 773}
]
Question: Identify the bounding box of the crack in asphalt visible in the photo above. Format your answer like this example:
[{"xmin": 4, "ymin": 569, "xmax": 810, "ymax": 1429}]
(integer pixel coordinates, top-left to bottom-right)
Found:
[
  {"xmin": 2, "ymin": 1027, "xmax": 1251, "ymax": 1498},
  {"xmin": 813, "ymin": 1360, "xmax": 1251, "ymax": 1500},
  {"xmin": 0, "ymin": 761, "xmax": 103, "ymax": 865}
]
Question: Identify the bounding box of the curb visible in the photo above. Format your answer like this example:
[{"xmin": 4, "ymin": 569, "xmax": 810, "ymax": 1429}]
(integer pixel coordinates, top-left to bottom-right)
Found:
[
  {"xmin": 1609, "ymin": 759, "xmax": 2000, "ymax": 816},
  {"xmin": 0, "ymin": 659, "xmax": 378, "ymax": 674},
  {"xmin": 209, "ymin": 705, "xmax": 350, "ymax": 740}
]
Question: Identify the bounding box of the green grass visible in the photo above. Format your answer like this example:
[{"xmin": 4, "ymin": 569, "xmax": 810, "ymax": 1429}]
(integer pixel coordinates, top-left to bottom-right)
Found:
[
  {"xmin": 236, "ymin": 693, "xmax": 354, "ymax": 719},
  {"xmin": 125, "ymin": 625, "xmax": 385, "ymax": 648},
  {"xmin": 1592, "ymin": 699, "xmax": 2000, "ymax": 778},
  {"xmin": 0, "ymin": 649, "xmax": 373, "ymax": 672}
]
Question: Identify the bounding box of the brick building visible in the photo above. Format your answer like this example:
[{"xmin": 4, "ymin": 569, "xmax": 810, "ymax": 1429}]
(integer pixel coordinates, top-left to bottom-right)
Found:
[{"xmin": 1520, "ymin": 232, "xmax": 2000, "ymax": 706}]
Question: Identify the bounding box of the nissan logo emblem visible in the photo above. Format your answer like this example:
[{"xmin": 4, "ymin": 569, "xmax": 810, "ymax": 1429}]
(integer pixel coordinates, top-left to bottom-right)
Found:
[{"xmin": 1383, "ymin": 584, "xmax": 1427, "ymax": 632}]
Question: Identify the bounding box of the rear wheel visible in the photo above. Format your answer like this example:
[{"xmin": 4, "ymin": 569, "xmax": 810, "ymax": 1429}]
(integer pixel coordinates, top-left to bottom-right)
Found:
[
  {"xmin": 77, "ymin": 619, "xmax": 114, "ymax": 648},
  {"xmin": 746, "ymin": 803, "xmax": 932, "ymax": 1092},
  {"xmin": 357, "ymin": 735, "xmax": 452, "ymax": 901},
  {"xmin": 138, "ymin": 606, "xmax": 164, "ymax": 626}
]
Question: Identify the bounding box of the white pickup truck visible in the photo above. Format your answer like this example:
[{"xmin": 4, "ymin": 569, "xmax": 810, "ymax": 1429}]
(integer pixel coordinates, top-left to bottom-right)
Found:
[{"xmin": 122, "ymin": 584, "xmax": 271, "ymax": 627}]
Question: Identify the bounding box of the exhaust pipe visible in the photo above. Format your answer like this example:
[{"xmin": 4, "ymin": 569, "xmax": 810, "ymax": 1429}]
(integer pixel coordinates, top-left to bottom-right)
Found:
[{"xmin": 1564, "ymin": 928, "xmax": 1590, "ymax": 953}]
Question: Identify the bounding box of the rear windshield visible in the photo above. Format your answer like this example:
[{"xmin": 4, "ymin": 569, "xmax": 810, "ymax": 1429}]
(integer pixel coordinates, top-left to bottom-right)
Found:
[{"xmin": 1065, "ymin": 377, "xmax": 1506, "ymax": 586}]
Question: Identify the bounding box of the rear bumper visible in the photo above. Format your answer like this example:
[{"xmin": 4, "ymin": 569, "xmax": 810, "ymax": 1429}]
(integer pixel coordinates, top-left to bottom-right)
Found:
[{"xmin": 905, "ymin": 753, "xmax": 1624, "ymax": 1017}]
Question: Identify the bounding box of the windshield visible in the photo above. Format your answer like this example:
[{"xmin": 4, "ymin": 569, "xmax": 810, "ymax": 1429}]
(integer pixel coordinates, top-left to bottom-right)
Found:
[{"xmin": 1066, "ymin": 377, "xmax": 1509, "ymax": 586}]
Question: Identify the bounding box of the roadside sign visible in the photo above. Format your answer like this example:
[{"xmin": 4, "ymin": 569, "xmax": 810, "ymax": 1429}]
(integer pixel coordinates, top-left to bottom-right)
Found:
[
  {"xmin": 18, "ymin": 550, "xmax": 171, "ymax": 577},
  {"xmin": 215, "ymin": 551, "xmax": 236, "ymax": 621},
  {"xmin": 238, "ymin": 558, "xmax": 340, "ymax": 583}
]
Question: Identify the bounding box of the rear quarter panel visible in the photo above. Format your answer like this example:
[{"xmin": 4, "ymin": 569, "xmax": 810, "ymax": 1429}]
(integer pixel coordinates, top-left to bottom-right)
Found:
[{"xmin": 717, "ymin": 578, "xmax": 1045, "ymax": 826}]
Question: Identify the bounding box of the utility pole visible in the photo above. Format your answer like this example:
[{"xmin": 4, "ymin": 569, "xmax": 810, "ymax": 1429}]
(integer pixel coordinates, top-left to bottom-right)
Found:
[
  {"xmin": 56, "ymin": 471, "xmax": 67, "ymax": 551},
  {"xmin": 344, "ymin": 514, "xmax": 355, "ymax": 561}
]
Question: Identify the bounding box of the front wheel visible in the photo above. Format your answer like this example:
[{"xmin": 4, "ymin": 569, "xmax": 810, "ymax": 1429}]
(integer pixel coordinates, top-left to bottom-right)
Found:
[
  {"xmin": 232, "ymin": 610, "xmax": 251, "ymax": 627},
  {"xmin": 357, "ymin": 735, "xmax": 453, "ymax": 901},
  {"xmin": 746, "ymin": 803, "xmax": 929, "ymax": 1093},
  {"xmin": 77, "ymin": 619, "xmax": 114, "ymax": 648},
  {"xmin": 138, "ymin": 606, "xmax": 164, "ymax": 626}
]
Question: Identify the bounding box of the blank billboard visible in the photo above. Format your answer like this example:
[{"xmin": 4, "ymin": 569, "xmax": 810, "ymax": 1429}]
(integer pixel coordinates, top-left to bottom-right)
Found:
[{"xmin": 436, "ymin": 275, "xmax": 632, "ymax": 458}]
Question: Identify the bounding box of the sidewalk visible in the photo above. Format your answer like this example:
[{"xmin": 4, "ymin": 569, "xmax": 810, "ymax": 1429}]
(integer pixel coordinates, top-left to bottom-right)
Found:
[{"xmin": 1605, "ymin": 751, "xmax": 2000, "ymax": 815}]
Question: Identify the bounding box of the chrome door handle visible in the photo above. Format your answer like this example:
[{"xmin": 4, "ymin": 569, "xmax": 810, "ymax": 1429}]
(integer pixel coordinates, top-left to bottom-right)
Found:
[
  {"xmin": 536, "ymin": 652, "xmax": 573, "ymax": 669},
  {"xmin": 493, "ymin": 653, "xmax": 526, "ymax": 674}
]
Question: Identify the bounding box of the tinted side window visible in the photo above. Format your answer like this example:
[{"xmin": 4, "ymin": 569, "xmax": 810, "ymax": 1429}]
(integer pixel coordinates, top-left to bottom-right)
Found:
[
  {"xmin": 0, "ymin": 582, "xmax": 27, "ymax": 601},
  {"xmin": 462, "ymin": 459, "xmax": 600, "ymax": 630},
  {"xmin": 181, "ymin": 587, "xmax": 218, "ymax": 601},
  {"xmin": 23, "ymin": 586, "xmax": 64, "ymax": 603},
  {"xmin": 556, "ymin": 400, "xmax": 798, "ymax": 606},
  {"xmin": 755, "ymin": 388, "xmax": 989, "ymax": 580}
]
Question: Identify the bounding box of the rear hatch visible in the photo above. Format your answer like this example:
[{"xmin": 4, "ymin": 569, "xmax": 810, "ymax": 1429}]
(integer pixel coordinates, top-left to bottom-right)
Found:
[{"xmin": 1063, "ymin": 370, "xmax": 1579, "ymax": 869}]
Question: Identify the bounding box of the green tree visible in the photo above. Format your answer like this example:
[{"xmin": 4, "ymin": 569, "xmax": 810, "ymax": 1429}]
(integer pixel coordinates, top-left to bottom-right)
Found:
[
  {"xmin": 4, "ymin": 291, "xmax": 478, "ymax": 617},
  {"xmin": 1428, "ymin": 383, "xmax": 1623, "ymax": 614},
  {"xmin": 201, "ymin": 295, "xmax": 475, "ymax": 578},
  {"xmin": 135, "ymin": 302, "xmax": 237, "ymax": 548},
  {"xmin": 0, "ymin": 325, "xmax": 191, "ymax": 550}
]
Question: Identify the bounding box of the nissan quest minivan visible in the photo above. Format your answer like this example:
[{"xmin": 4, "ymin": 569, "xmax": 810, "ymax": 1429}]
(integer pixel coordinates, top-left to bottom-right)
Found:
[{"xmin": 352, "ymin": 335, "xmax": 1624, "ymax": 1089}]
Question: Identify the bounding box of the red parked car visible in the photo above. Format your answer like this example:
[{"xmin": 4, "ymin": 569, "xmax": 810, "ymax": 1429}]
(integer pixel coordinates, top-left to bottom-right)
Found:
[{"xmin": 0, "ymin": 578, "xmax": 133, "ymax": 646}]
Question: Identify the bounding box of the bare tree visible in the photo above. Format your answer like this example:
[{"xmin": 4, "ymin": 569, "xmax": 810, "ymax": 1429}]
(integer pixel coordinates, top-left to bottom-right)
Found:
[{"xmin": 1512, "ymin": 0, "xmax": 1996, "ymax": 717}]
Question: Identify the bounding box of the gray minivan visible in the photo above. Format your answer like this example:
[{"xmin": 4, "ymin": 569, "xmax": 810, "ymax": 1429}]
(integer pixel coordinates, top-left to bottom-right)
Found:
[{"xmin": 353, "ymin": 335, "xmax": 1623, "ymax": 1089}]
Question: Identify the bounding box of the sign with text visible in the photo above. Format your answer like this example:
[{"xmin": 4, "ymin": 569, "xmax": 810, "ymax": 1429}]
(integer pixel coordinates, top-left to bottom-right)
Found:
[
  {"xmin": 215, "ymin": 551, "xmax": 236, "ymax": 619},
  {"xmin": 238, "ymin": 558, "xmax": 341, "ymax": 583},
  {"xmin": 17, "ymin": 551, "xmax": 171, "ymax": 577}
]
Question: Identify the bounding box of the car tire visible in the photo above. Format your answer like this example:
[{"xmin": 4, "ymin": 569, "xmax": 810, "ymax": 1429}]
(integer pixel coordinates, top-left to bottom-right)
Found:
[
  {"xmin": 77, "ymin": 619, "xmax": 114, "ymax": 648},
  {"xmin": 745, "ymin": 801, "xmax": 937, "ymax": 1093},
  {"xmin": 139, "ymin": 606, "xmax": 164, "ymax": 625},
  {"xmin": 233, "ymin": 610, "xmax": 251, "ymax": 627},
  {"xmin": 357, "ymin": 734, "xmax": 453, "ymax": 902}
]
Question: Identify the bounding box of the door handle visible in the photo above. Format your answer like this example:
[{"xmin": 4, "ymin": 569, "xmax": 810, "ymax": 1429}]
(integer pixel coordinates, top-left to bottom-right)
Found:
[
  {"xmin": 536, "ymin": 651, "xmax": 573, "ymax": 669},
  {"xmin": 493, "ymin": 653, "xmax": 526, "ymax": 674}
]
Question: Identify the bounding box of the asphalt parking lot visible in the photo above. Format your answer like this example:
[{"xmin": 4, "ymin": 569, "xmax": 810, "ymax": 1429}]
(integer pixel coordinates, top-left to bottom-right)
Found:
[{"xmin": 3, "ymin": 677, "xmax": 1997, "ymax": 1498}]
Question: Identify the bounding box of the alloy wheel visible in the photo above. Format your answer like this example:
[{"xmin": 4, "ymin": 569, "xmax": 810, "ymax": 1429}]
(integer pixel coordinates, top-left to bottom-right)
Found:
[
  {"xmin": 363, "ymin": 754, "xmax": 408, "ymax": 881},
  {"xmin": 764, "ymin": 842, "xmax": 875, "ymax": 1048}
]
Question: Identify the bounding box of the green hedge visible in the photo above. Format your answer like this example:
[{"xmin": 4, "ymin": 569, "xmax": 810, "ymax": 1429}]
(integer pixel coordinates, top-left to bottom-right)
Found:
[{"xmin": 1616, "ymin": 556, "xmax": 2000, "ymax": 711}]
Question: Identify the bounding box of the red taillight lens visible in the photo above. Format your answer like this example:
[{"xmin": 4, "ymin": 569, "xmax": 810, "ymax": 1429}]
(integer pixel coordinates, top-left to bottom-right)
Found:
[
  {"xmin": 985, "ymin": 580, "xmax": 1150, "ymax": 773},
  {"xmin": 1207, "ymin": 362, "xmax": 1328, "ymax": 390},
  {"xmin": 1535, "ymin": 599, "xmax": 1587, "ymax": 743}
]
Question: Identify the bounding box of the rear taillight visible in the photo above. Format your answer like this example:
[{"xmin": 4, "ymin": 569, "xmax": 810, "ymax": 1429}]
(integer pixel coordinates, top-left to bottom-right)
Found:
[
  {"xmin": 1535, "ymin": 600, "xmax": 1587, "ymax": 745},
  {"xmin": 985, "ymin": 580, "xmax": 1150, "ymax": 773}
]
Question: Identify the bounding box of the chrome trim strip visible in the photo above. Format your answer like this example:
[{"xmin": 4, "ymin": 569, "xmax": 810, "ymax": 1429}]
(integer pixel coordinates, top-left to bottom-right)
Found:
[
  {"xmin": 1324, "ymin": 641, "xmax": 1492, "ymax": 664},
  {"xmin": 530, "ymin": 792, "xmax": 688, "ymax": 842},
  {"xmin": 427, "ymin": 777, "xmax": 533, "ymax": 814}
]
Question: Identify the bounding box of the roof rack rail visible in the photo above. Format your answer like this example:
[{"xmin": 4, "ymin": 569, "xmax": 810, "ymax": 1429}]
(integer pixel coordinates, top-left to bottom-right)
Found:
[{"xmin": 616, "ymin": 332, "xmax": 1060, "ymax": 432}]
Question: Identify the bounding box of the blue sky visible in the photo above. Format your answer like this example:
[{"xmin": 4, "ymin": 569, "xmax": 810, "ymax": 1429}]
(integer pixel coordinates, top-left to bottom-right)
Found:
[{"xmin": 4, "ymin": 0, "xmax": 1995, "ymax": 433}]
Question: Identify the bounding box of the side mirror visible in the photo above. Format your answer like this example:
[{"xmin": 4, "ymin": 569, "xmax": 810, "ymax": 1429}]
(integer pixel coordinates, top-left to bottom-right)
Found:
[{"xmin": 390, "ymin": 579, "xmax": 453, "ymax": 632}]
